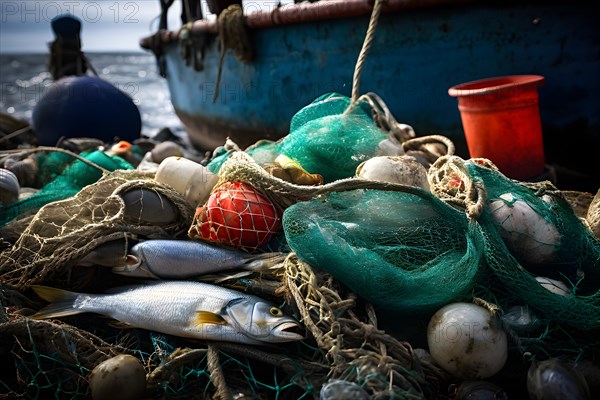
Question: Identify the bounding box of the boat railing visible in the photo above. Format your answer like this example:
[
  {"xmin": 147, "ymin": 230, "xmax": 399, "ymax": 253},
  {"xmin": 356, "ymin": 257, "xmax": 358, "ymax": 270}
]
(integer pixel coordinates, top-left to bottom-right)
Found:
[{"xmin": 140, "ymin": 0, "xmax": 475, "ymax": 50}]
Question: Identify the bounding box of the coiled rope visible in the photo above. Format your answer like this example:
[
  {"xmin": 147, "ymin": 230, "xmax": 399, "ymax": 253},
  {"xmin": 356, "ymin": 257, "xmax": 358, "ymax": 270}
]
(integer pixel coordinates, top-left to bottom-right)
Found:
[{"xmin": 213, "ymin": 4, "xmax": 253, "ymax": 103}]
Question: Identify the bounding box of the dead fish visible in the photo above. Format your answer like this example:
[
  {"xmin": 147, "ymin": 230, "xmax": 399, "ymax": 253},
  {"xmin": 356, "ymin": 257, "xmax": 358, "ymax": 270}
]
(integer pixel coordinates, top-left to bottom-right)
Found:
[
  {"xmin": 30, "ymin": 281, "xmax": 303, "ymax": 345},
  {"xmin": 527, "ymin": 359, "xmax": 591, "ymax": 400},
  {"xmin": 112, "ymin": 239, "xmax": 287, "ymax": 279}
]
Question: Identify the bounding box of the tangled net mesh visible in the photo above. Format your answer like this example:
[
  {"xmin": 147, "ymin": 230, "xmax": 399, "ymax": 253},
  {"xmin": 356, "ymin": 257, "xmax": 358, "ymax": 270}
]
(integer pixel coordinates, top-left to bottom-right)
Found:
[
  {"xmin": 281, "ymin": 254, "xmax": 449, "ymax": 399},
  {"xmin": 0, "ymin": 170, "xmax": 194, "ymax": 289},
  {"xmin": 1, "ymin": 147, "xmax": 598, "ymax": 398},
  {"xmin": 0, "ymin": 316, "xmax": 121, "ymax": 400},
  {"xmin": 0, "ymin": 161, "xmax": 450, "ymax": 398},
  {"xmin": 428, "ymin": 156, "xmax": 600, "ymax": 359},
  {"xmin": 0, "ymin": 256, "xmax": 448, "ymax": 399}
]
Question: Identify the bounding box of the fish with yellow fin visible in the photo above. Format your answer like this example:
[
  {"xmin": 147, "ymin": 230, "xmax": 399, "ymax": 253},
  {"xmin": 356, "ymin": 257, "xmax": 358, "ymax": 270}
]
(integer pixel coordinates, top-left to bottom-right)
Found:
[{"xmin": 30, "ymin": 281, "xmax": 303, "ymax": 345}]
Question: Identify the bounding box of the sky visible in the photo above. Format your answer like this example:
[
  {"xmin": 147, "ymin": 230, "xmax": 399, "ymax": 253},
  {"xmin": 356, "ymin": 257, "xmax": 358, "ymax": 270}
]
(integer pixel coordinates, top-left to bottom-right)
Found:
[
  {"xmin": 0, "ymin": 0, "xmax": 288, "ymax": 53},
  {"xmin": 1, "ymin": 0, "xmax": 175, "ymax": 53}
]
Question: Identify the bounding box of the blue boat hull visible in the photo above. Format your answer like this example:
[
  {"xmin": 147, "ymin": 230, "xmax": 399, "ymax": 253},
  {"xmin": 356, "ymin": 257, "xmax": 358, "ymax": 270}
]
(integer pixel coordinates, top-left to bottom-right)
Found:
[{"xmin": 156, "ymin": 1, "xmax": 599, "ymax": 175}]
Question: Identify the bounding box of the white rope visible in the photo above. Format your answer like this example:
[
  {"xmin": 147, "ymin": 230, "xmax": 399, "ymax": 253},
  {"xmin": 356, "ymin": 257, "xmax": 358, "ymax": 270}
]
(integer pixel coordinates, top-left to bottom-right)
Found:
[{"xmin": 351, "ymin": 0, "xmax": 384, "ymax": 104}]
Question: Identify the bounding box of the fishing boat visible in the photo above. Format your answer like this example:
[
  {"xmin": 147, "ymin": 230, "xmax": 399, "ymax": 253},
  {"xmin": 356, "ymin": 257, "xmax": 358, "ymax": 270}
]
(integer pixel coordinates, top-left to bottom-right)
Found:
[{"xmin": 140, "ymin": 0, "xmax": 599, "ymax": 185}]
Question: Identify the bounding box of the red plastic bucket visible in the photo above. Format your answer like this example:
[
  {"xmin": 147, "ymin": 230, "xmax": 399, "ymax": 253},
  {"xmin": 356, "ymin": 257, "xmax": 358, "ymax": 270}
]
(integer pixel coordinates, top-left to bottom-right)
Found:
[{"xmin": 448, "ymin": 75, "xmax": 545, "ymax": 180}]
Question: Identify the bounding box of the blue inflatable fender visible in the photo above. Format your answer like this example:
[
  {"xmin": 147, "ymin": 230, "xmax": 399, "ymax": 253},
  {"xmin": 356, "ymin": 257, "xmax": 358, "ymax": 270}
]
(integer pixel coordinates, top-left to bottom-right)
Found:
[{"xmin": 32, "ymin": 75, "xmax": 141, "ymax": 145}]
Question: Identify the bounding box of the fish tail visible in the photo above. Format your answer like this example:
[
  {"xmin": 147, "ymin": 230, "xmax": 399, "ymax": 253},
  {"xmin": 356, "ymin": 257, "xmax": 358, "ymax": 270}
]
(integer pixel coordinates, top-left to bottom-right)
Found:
[
  {"xmin": 29, "ymin": 285, "xmax": 83, "ymax": 319},
  {"xmin": 245, "ymin": 252, "xmax": 287, "ymax": 271}
]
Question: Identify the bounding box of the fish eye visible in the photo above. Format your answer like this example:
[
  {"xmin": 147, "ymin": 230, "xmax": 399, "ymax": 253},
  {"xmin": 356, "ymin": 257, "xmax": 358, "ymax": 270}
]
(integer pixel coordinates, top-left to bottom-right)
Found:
[{"xmin": 269, "ymin": 307, "xmax": 283, "ymax": 317}]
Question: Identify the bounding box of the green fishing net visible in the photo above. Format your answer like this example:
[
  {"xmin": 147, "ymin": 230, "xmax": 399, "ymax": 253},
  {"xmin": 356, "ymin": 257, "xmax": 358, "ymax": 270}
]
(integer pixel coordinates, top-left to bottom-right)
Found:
[
  {"xmin": 459, "ymin": 161, "xmax": 600, "ymax": 330},
  {"xmin": 34, "ymin": 151, "xmax": 75, "ymax": 186},
  {"xmin": 283, "ymin": 155, "xmax": 600, "ymax": 362},
  {"xmin": 467, "ymin": 162, "xmax": 600, "ymax": 292},
  {"xmin": 432, "ymin": 158, "xmax": 600, "ymax": 361},
  {"xmin": 0, "ymin": 169, "xmax": 193, "ymax": 288},
  {"xmin": 208, "ymin": 93, "xmax": 389, "ymax": 182},
  {"xmin": 0, "ymin": 155, "xmax": 449, "ymax": 398},
  {"xmin": 0, "ymin": 255, "xmax": 448, "ymax": 399},
  {"xmin": 2, "ymin": 141, "xmax": 597, "ymax": 398},
  {"xmin": 1, "ymin": 150, "xmax": 133, "ymax": 227},
  {"xmin": 282, "ymin": 186, "xmax": 484, "ymax": 316}
]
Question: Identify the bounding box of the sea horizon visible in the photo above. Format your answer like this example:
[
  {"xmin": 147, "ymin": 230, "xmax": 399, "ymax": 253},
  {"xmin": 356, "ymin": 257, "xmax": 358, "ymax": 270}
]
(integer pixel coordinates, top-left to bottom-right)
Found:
[
  {"xmin": 1, "ymin": 51, "xmax": 183, "ymax": 138},
  {"xmin": 1, "ymin": 50, "xmax": 149, "ymax": 55}
]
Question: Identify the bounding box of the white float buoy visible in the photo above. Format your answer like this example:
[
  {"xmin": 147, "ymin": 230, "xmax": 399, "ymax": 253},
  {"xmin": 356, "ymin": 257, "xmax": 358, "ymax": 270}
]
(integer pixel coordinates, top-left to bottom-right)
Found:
[
  {"xmin": 155, "ymin": 156, "xmax": 218, "ymax": 207},
  {"xmin": 355, "ymin": 155, "xmax": 430, "ymax": 190},
  {"xmin": 427, "ymin": 302, "xmax": 508, "ymax": 379},
  {"xmin": 89, "ymin": 354, "xmax": 146, "ymax": 400}
]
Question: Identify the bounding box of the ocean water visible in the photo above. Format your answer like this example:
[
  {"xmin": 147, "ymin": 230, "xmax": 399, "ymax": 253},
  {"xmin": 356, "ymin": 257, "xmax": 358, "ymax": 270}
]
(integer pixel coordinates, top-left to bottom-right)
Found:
[{"xmin": 0, "ymin": 52, "xmax": 183, "ymax": 138}]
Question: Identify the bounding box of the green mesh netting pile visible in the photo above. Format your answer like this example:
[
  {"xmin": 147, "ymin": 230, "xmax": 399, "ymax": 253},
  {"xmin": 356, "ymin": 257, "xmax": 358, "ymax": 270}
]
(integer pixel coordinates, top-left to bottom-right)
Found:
[
  {"xmin": 1, "ymin": 149, "xmax": 134, "ymax": 228},
  {"xmin": 456, "ymin": 159, "xmax": 600, "ymax": 357},
  {"xmin": 0, "ymin": 169, "xmax": 194, "ymax": 288},
  {"xmin": 206, "ymin": 148, "xmax": 600, "ymax": 355},
  {"xmin": 1, "ymin": 92, "xmax": 598, "ymax": 399},
  {"xmin": 282, "ymin": 187, "xmax": 482, "ymax": 317},
  {"xmin": 281, "ymin": 153, "xmax": 600, "ymax": 362},
  {"xmin": 0, "ymin": 157, "xmax": 450, "ymax": 399},
  {"xmin": 208, "ymin": 93, "xmax": 392, "ymax": 182}
]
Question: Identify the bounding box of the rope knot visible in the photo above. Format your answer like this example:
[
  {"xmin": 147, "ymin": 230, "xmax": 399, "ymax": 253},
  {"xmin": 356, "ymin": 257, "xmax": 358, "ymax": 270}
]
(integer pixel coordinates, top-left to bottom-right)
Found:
[{"xmin": 213, "ymin": 4, "xmax": 253, "ymax": 102}]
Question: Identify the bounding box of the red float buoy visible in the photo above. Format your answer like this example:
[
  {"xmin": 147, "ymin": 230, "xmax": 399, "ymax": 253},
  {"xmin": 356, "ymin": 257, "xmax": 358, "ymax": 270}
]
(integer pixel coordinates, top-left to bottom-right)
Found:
[{"xmin": 189, "ymin": 181, "xmax": 281, "ymax": 251}]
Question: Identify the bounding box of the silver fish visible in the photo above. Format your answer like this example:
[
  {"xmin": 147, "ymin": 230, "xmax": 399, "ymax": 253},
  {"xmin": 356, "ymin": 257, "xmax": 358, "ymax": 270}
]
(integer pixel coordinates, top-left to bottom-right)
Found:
[
  {"xmin": 112, "ymin": 239, "xmax": 287, "ymax": 279},
  {"xmin": 30, "ymin": 281, "xmax": 303, "ymax": 345}
]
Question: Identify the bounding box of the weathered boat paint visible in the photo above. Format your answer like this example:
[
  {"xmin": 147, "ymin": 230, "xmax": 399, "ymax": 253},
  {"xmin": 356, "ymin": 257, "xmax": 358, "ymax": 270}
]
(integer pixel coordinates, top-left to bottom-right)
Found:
[{"xmin": 142, "ymin": 0, "xmax": 600, "ymax": 161}]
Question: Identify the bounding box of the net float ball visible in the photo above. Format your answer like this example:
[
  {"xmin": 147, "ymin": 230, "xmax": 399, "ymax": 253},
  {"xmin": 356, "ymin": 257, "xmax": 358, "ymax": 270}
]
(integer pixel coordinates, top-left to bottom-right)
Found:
[
  {"xmin": 427, "ymin": 302, "xmax": 508, "ymax": 379},
  {"xmin": 89, "ymin": 354, "xmax": 146, "ymax": 400},
  {"xmin": 32, "ymin": 75, "xmax": 141, "ymax": 146},
  {"xmin": 189, "ymin": 181, "xmax": 281, "ymax": 250}
]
